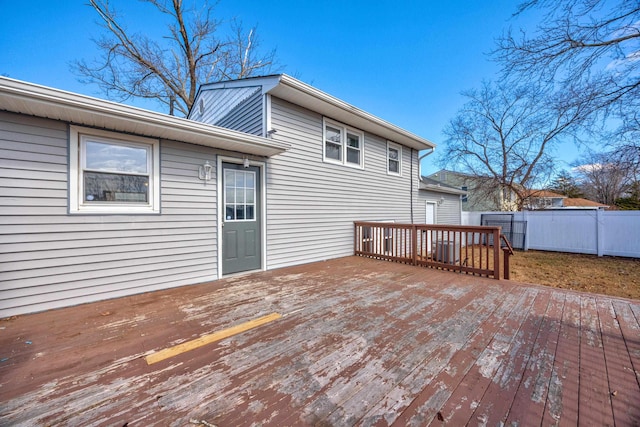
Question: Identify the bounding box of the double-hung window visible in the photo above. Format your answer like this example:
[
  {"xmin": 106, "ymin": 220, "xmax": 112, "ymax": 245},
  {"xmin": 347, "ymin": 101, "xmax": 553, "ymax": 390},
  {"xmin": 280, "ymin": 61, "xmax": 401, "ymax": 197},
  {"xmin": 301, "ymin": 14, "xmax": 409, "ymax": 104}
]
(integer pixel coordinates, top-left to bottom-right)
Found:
[
  {"xmin": 387, "ymin": 141, "xmax": 402, "ymax": 176},
  {"xmin": 323, "ymin": 118, "xmax": 364, "ymax": 168},
  {"xmin": 69, "ymin": 126, "xmax": 160, "ymax": 213}
]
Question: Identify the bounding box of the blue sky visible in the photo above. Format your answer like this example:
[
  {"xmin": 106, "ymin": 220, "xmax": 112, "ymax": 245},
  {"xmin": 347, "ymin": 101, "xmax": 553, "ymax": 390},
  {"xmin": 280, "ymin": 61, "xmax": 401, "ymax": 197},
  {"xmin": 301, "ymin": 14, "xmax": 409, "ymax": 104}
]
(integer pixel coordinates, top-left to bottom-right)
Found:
[{"xmin": 0, "ymin": 0, "xmax": 580, "ymax": 175}]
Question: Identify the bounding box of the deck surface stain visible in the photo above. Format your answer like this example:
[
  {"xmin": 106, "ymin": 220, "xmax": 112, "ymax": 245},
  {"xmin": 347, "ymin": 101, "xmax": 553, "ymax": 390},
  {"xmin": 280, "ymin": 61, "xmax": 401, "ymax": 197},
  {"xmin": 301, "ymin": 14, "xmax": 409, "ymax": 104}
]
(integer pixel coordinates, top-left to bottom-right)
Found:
[{"xmin": 0, "ymin": 256, "xmax": 639, "ymax": 426}]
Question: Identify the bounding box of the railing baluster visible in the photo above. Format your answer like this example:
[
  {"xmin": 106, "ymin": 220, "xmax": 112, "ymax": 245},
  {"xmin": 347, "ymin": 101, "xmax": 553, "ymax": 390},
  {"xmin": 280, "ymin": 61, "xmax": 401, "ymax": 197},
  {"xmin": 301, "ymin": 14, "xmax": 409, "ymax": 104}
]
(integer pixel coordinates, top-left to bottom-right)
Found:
[{"xmin": 353, "ymin": 222, "xmax": 511, "ymax": 279}]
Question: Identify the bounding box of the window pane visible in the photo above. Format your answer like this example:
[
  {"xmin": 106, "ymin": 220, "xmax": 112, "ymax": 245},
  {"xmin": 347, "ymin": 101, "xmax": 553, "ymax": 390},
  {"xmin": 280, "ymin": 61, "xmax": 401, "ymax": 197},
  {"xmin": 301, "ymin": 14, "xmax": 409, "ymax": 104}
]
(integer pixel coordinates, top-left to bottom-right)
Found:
[
  {"xmin": 389, "ymin": 159, "xmax": 399, "ymax": 173},
  {"xmin": 236, "ymin": 205, "xmax": 245, "ymax": 220},
  {"xmin": 347, "ymin": 133, "xmax": 360, "ymax": 148},
  {"xmin": 325, "ymin": 125, "xmax": 341, "ymax": 143},
  {"xmin": 225, "ymin": 170, "xmax": 235, "ymax": 187},
  {"xmin": 388, "ymin": 147, "xmax": 399, "ymax": 160},
  {"xmin": 246, "ymin": 188, "xmax": 255, "ymax": 204},
  {"xmin": 226, "ymin": 205, "xmax": 235, "ymax": 220},
  {"xmin": 246, "ymin": 205, "xmax": 255, "ymax": 220},
  {"xmin": 84, "ymin": 171, "xmax": 149, "ymax": 203},
  {"xmin": 225, "ymin": 188, "xmax": 235, "ymax": 204},
  {"xmin": 347, "ymin": 148, "xmax": 360, "ymax": 164},
  {"xmin": 326, "ymin": 141, "xmax": 341, "ymax": 160},
  {"xmin": 86, "ymin": 141, "xmax": 148, "ymax": 174},
  {"xmin": 245, "ymin": 172, "xmax": 255, "ymax": 189},
  {"xmin": 235, "ymin": 172, "xmax": 245, "ymax": 188},
  {"xmin": 236, "ymin": 188, "xmax": 245, "ymax": 204}
]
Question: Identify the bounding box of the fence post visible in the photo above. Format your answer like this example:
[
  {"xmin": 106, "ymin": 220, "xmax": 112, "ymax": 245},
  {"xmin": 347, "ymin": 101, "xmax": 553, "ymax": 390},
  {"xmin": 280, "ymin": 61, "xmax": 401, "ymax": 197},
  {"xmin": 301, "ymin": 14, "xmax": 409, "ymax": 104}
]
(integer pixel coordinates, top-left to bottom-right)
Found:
[
  {"xmin": 494, "ymin": 227, "xmax": 501, "ymax": 280},
  {"xmin": 503, "ymin": 248, "xmax": 510, "ymax": 280},
  {"xmin": 596, "ymin": 209, "xmax": 604, "ymax": 257},
  {"xmin": 412, "ymin": 225, "xmax": 417, "ymax": 266}
]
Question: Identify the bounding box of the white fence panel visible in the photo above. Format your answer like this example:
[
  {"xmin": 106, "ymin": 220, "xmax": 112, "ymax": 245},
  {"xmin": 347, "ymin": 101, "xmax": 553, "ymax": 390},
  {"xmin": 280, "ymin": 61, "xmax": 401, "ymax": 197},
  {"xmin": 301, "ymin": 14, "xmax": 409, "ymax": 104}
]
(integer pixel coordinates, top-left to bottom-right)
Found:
[
  {"xmin": 602, "ymin": 211, "xmax": 640, "ymax": 257},
  {"xmin": 526, "ymin": 210, "xmax": 598, "ymax": 254},
  {"xmin": 461, "ymin": 210, "xmax": 640, "ymax": 258}
]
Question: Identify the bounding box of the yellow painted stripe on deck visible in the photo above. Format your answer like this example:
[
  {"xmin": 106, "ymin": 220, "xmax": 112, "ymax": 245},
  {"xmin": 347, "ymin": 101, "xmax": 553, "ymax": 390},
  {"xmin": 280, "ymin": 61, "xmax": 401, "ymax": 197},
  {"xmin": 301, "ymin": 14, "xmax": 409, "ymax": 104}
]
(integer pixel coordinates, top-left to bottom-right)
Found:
[{"xmin": 145, "ymin": 312, "xmax": 282, "ymax": 365}]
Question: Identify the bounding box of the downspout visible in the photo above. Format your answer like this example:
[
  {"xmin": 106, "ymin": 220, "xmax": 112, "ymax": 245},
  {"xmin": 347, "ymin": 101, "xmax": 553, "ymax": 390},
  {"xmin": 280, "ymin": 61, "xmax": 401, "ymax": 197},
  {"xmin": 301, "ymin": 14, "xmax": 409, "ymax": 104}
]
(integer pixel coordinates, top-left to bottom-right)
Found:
[
  {"xmin": 418, "ymin": 147, "xmax": 435, "ymax": 179},
  {"xmin": 410, "ymin": 148, "xmax": 414, "ymax": 223}
]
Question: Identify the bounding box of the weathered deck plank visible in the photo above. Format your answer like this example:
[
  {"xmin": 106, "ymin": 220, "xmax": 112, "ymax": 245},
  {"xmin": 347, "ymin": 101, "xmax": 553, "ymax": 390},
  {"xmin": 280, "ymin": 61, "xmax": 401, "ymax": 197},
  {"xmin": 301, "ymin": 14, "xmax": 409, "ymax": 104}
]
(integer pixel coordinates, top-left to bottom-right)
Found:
[
  {"xmin": 579, "ymin": 296, "xmax": 615, "ymax": 426},
  {"xmin": 0, "ymin": 256, "xmax": 638, "ymax": 426},
  {"xmin": 541, "ymin": 292, "xmax": 582, "ymax": 426},
  {"xmin": 600, "ymin": 299, "xmax": 640, "ymax": 426}
]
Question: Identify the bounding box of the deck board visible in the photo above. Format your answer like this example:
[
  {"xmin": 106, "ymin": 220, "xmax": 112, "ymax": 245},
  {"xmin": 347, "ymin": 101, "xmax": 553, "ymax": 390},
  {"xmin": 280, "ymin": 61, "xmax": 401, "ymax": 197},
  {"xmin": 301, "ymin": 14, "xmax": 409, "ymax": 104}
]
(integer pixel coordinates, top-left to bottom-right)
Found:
[{"xmin": 0, "ymin": 256, "xmax": 638, "ymax": 426}]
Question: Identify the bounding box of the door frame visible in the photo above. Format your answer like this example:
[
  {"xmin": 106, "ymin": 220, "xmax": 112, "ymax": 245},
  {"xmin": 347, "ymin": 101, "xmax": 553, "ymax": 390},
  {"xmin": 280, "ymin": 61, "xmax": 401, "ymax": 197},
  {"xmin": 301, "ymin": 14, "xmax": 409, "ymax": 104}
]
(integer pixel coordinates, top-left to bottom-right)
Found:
[
  {"xmin": 425, "ymin": 201, "xmax": 437, "ymax": 224},
  {"xmin": 217, "ymin": 155, "xmax": 267, "ymax": 278}
]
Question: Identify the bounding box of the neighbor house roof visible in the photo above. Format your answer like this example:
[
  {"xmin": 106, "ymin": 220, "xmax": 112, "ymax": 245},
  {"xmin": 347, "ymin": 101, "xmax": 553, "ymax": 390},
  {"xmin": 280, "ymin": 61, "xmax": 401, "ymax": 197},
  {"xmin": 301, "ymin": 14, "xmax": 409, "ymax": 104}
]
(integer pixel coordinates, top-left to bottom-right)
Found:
[
  {"xmin": 562, "ymin": 198, "xmax": 609, "ymax": 208},
  {"xmin": 523, "ymin": 190, "xmax": 565, "ymax": 198},
  {"xmin": 419, "ymin": 176, "xmax": 468, "ymax": 196},
  {"xmin": 0, "ymin": 77, "xmax": 290, "ymax": 157},
  {"xmin": 193, "ymin": 74, "xmax": 436, "ymax": 151}
]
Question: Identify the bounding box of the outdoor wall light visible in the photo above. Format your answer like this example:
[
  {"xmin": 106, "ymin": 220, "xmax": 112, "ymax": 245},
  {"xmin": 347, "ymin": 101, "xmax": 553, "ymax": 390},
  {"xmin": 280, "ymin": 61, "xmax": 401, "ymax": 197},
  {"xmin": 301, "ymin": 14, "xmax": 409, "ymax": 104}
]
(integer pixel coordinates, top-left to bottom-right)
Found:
[
  {"xmin": 438, "ymin": 197, "xmax": 445, "ymax": 206},
  {"xmin": 198, "ymin": 160, "xmax": 213, "ymax": 183}
]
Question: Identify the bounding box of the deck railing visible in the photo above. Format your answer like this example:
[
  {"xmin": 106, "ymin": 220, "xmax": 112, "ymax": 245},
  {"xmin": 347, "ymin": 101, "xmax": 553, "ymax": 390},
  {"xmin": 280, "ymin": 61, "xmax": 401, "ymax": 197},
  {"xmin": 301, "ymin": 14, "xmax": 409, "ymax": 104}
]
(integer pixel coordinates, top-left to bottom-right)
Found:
[{"xmin": 354, "ymin": 222, "xmax": 513, "ymax": 280}]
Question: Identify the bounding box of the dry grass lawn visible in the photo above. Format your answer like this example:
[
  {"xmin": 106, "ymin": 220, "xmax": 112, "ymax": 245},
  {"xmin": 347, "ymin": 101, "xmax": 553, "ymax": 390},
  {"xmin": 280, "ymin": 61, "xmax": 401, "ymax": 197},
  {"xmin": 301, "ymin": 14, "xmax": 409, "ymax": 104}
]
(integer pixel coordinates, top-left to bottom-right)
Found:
[{"xmin": 508, "ymin": 250, "xmax": 640, "ymax": 300}]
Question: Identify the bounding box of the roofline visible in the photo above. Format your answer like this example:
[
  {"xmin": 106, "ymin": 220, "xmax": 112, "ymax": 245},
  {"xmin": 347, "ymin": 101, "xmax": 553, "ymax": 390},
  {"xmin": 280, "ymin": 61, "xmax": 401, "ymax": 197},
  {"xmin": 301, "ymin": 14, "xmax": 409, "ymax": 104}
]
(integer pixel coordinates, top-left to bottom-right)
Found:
[
  {"xmin": 419, "ymin": 183, "xmax": 468, "ymax": 196},
  {"xmin": 273, "ymin": 75, "xmax": 435, "ymax": 150},
  {"xmin": 0, "ymin": 77, "xmax": 290, "ymax": 157},
  {"xmin": 192, "ymin": 74, "xmax": 436, "ymax": 151}
]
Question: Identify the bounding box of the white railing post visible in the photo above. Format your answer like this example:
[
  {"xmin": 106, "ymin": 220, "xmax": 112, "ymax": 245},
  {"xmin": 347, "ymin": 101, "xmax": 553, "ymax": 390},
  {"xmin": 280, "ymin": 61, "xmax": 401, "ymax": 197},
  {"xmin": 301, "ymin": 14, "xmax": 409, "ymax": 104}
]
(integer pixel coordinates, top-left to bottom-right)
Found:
[{"xmin": 596, "ymin": 208, "xmax": 604, "ymax": 257}]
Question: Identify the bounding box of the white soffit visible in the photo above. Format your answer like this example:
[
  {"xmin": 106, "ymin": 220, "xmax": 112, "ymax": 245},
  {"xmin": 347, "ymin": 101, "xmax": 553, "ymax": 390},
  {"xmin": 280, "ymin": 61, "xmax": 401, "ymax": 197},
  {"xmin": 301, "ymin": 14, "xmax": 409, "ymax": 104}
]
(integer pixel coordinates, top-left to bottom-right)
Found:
[{"xmin": 0, "ymin": 77, "xmax": 290, "ymax": 157}]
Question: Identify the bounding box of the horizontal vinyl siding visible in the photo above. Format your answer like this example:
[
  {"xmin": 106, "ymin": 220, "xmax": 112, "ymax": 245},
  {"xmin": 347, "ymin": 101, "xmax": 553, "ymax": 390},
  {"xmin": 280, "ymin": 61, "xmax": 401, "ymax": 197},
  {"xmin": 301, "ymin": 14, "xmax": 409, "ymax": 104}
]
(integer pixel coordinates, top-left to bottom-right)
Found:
[
  {"xmin": 0, "ymin": 112, "xmax": 218, "ymax": 317},
  {"xmin": 266, "ymin": 98, "xmax": 417, "ymax": 269},
  {"xmin": 417, "ymin": 190, "xmax": 462, "ymax": 225}
]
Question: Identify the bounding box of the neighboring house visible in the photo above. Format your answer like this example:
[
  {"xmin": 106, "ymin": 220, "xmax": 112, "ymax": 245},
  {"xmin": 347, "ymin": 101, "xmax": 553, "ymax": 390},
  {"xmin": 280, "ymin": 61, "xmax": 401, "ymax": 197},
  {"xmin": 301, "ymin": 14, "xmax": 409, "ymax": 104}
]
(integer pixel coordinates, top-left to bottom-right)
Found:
[
  {"xmin": 523, "ymin": 190, "xmax": 609, "ymax": 210},
  {"xmin": 426, "ymin": 169, "xmax": 506, "ymax": 211},
  {"xmin": 418, "ymin": 176, "xmax": 466, "ymax": 225},
  {"xmin": 0, "ymin": 74, "xmax": 440, "ymax": 317}
]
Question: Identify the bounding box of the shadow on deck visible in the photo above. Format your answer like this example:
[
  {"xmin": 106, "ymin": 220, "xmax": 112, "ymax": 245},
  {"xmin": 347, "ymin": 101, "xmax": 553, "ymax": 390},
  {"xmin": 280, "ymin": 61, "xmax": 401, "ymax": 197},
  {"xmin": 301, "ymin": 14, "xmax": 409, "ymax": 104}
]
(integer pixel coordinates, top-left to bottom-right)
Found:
[{"xmin": 1, "ymin": 256, "xmax": 639, "ymax": 426}]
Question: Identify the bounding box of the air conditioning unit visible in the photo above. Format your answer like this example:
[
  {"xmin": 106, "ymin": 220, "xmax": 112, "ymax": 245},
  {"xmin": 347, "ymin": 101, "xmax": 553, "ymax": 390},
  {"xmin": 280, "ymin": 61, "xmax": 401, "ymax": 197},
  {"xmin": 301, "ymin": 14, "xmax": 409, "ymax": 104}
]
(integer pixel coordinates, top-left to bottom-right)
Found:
[{"xmin": 432, "ymin": 240, "xmax": 460, "ymax": 264}]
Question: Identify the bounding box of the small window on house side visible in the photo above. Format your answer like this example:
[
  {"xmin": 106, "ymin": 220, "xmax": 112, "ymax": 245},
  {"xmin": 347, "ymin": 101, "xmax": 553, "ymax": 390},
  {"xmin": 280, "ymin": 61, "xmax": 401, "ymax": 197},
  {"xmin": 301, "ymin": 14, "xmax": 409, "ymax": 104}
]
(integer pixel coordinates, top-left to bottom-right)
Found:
[
  {"xmin": 387, "ymin": 141, "xmax": 402, "ymax": 176},
  {"xmin": 69, "ymin": 126, "xmax": 160, "ymax": 214},
  {"xmin": 461, "ymin": 186, "xmax": 468, "ymax": 203},
  {"xmin": 323, "ymin": 118, "xmax": 364, "ymax": 169}
]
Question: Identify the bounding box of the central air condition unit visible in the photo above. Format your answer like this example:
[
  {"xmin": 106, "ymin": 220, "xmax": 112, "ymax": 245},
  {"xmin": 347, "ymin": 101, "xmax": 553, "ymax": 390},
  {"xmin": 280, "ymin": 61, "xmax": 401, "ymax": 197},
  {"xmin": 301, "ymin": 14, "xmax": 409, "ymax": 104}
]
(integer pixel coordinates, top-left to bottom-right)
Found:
[{"xmin": 432, "ymin": 240, "xmax": 460, "ymax": 264}]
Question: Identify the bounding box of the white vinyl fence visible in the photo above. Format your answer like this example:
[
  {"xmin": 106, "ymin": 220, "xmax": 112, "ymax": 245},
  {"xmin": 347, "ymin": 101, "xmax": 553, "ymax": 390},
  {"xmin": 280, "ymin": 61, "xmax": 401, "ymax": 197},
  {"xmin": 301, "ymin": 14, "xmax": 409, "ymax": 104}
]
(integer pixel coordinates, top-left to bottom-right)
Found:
[{"xmin": 462, "ymin": 210, "xmax": 640, "ymax": 258}]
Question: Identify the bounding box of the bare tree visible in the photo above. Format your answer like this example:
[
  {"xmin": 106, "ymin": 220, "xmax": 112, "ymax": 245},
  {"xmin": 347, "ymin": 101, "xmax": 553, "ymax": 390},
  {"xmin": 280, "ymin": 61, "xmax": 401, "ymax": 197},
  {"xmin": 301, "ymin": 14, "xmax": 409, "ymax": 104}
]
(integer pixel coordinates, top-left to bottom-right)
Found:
[
  {"xmin": 441, "ymin": 80, "xmax": 599, "ymax": 211},
  {"xmin": 573, "ymin": 150, "xmax": 634, "ymax": 205},
  {"xmin": 495, "ymin": 0, "xmax": 640, "ymax": 146},
  {"xmin": 73, "ymin": 0, "xmax": 278, "ymax": 116}
]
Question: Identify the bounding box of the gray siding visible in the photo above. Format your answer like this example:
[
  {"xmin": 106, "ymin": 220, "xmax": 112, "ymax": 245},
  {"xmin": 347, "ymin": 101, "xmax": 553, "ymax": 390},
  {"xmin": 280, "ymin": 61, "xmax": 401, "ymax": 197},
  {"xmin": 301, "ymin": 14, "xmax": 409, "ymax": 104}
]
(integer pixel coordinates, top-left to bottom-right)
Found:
[
  {"xmin": 215, "ymin": 89, "xmax": 263, "ymax": 135},
  {"xmin": 0, "ymin": 112, "xmax": 219, "ymax": 317},
  {"xmin": 416, "ymin": 190, "xmax": 462, "ymax": 225},
  {"xmin": 192, "ymin": 86, "xmax": 263, "ymax": 135},
  {"xmin": 265, "ymin": 98, "xmax": 420, "ymax": 269}
]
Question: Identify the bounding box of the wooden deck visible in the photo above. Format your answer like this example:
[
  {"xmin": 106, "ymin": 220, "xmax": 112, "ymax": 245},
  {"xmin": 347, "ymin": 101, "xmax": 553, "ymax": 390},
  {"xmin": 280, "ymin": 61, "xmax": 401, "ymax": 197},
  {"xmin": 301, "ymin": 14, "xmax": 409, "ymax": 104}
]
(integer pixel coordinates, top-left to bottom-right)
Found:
[{"xmin": 1, "ymin": 256, "xmax": 639, "ymax": 426}]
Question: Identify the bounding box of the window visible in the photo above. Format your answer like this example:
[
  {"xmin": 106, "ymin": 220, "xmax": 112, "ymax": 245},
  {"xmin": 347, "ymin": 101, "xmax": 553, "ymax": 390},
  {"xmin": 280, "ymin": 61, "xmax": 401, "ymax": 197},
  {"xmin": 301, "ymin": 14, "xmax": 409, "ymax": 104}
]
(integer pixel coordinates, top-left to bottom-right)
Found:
[
  {"xmin": 323, "ymin": 118, "xmax": 364, "ymax": 168},
  {"xmin": 224, "ymin": 169, "xmax": 256, "ymax": 221},
  {"xmin": 461, "ymin": 186, "xmax": 468, "ymax": 203},
  {"xmin": 69, "ymin": 126, "xmax": 160, "ymax": 213},
  {"xmin": 387, "ymin": 141, "xmax": 402, "ymax": 176}
]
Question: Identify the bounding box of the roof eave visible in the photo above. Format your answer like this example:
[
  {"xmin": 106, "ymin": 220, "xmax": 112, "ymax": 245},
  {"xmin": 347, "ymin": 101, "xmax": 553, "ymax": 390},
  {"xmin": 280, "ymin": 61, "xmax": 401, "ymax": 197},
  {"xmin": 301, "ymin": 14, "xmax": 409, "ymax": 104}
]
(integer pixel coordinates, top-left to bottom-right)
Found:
[
  {"xmin": 267, "ymin": 75, "xmax": 435, "ymax": 151},
  {"xmin": 0, "ymin": 77, "xmax": 290, "ymax": 157}
]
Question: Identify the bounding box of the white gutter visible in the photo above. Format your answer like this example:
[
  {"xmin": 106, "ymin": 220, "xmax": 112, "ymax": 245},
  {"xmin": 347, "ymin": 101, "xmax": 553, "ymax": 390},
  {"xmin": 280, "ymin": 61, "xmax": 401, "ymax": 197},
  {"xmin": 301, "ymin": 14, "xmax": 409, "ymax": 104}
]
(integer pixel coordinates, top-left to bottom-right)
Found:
[{"xmin": 417, "ymin": 147, "xmax": 435, "ymax": 180}]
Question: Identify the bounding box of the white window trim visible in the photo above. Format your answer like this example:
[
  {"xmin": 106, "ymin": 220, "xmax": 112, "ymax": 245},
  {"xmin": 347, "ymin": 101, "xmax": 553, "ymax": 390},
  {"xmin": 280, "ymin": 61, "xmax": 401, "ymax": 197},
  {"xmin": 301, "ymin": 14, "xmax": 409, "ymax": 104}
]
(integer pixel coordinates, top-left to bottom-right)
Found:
[
  {"xmin": 322, "ymin": 118, "xmax": 365, "ymax": 169},
  {"xmin": 69, "ymin": 125, "xmax": 160, "ymax": 214},
  {"xmin": 387, "ymin": 141, "xmax": 402, "ymax": 176}
]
